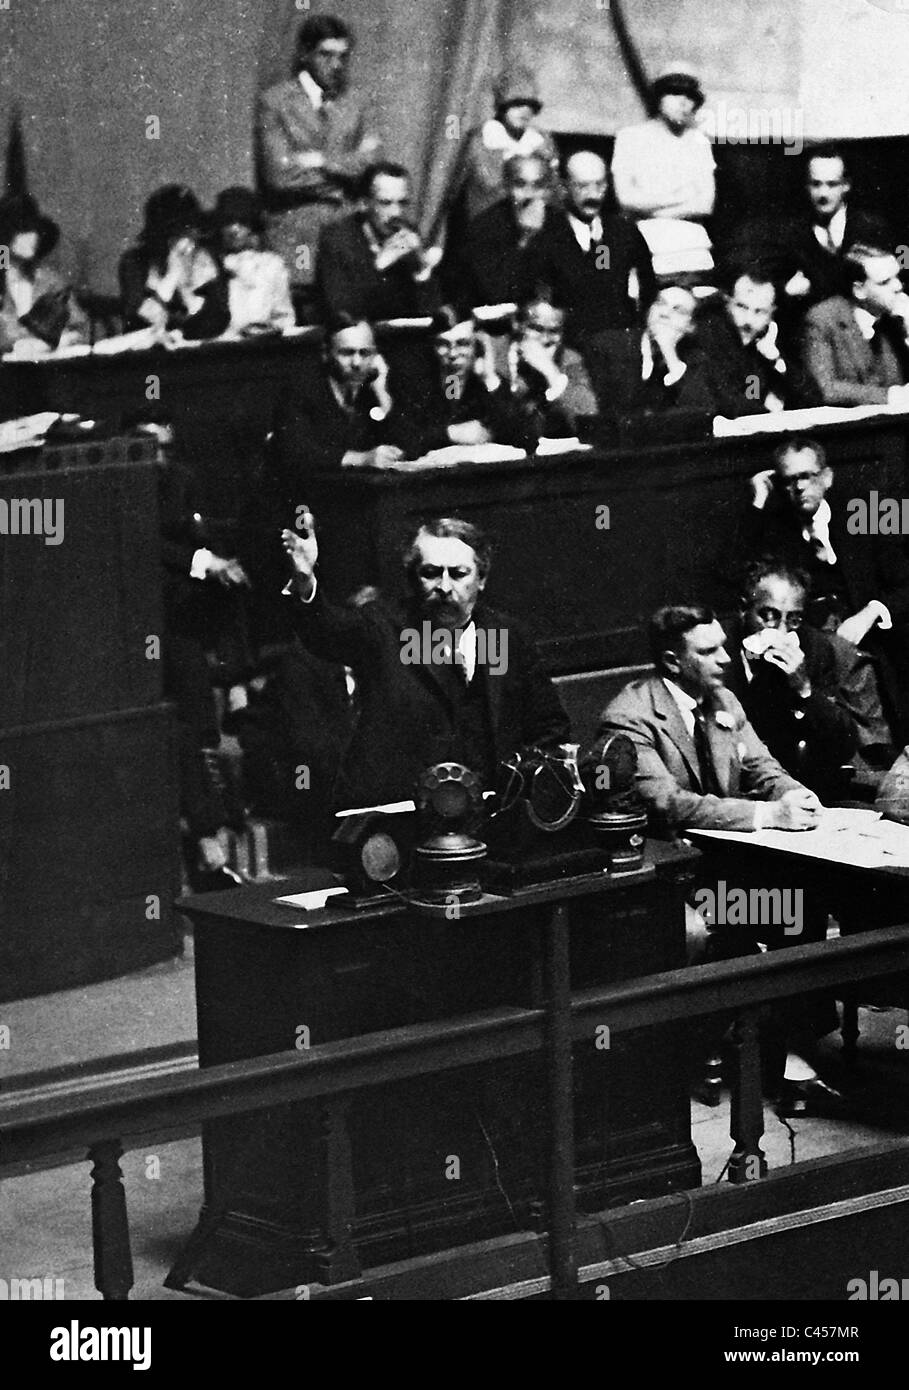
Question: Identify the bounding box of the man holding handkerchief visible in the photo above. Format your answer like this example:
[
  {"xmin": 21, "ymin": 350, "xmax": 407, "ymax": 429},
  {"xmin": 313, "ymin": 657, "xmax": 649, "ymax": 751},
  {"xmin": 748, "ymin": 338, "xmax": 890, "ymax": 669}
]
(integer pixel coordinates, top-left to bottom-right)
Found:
[{"xmin": 724, "ymin": 559, "xmax": 858, "ymax": 801}]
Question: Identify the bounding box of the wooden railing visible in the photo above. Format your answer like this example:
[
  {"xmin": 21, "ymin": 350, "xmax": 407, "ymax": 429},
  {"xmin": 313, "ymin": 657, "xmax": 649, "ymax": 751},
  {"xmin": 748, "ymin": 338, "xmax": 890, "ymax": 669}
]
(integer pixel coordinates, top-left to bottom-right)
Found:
[{"xmin": 1, "ymin": 923, "xmax": 907, "ymax": 1300}]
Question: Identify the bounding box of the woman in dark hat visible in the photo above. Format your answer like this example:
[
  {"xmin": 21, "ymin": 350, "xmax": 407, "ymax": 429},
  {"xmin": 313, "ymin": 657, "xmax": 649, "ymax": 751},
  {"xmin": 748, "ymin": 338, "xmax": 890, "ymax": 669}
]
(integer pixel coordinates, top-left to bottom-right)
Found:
[
  {"xmin": 0, "ymin": 193, "xmax": 89, "ymax": 355},
  {"xmin": 211, "ymin": 187, "xmax": 295, "ymax": 335},
  {"xmin": 118, "ymin": 183, "xmax": 229, "ymax": 338},
  {"xmin": 438, "ymin": 64, "xmax": 558, "ymax": 231}
]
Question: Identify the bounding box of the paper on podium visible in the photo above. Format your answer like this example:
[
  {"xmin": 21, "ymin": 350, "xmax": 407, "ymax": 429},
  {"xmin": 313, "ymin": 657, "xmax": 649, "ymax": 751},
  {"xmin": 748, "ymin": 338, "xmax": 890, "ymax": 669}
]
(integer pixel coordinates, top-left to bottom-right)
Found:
[
  {"xmin": 334, "ymin": 800, "xmax": 416, "ymax": 817},
  {"xmin": 274, "ymin": 886, "xmax": 350, "ymax": 913},
  {"xmin": 692, "ymin": 807, "xmax": 909, "ymax": 870}
]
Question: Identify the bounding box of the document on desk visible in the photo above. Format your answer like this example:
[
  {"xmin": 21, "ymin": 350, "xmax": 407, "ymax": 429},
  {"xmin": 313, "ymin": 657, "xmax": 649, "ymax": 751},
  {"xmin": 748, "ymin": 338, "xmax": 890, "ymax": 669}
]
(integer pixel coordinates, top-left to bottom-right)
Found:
[
  {"xmin": 379, "ymin": 443, "xmax": 528, "ymax": 470},
  {"xmin": 692, "ymin": 808, "xmax": 909, "ymax": 870},
  {"xmin": 713, "ymin": 403, "xmax": 904, "ymax": 437}
]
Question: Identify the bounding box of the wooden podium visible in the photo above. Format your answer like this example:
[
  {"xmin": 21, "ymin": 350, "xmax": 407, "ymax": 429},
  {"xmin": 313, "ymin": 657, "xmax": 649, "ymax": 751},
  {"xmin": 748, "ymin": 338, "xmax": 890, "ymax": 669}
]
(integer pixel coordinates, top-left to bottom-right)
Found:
[
  {"xmin": 173, "ymin": 841, "xmax": 701, "ymax": 1297},
  {"xmin": 0, "ymin": 437, "xmax": 181, "ymax": 1000}
]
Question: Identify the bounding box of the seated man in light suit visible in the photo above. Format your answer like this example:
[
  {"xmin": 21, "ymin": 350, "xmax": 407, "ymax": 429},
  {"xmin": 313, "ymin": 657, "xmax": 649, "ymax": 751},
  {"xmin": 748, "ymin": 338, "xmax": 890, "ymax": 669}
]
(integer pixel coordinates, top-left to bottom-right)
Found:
[
  {"xmin": 599, "ymin": 604, "xmax": 846, "ymax": 1117},
  {"xmin": 599, "ymin": 603, "xmax": 820, "ymax": 833}
]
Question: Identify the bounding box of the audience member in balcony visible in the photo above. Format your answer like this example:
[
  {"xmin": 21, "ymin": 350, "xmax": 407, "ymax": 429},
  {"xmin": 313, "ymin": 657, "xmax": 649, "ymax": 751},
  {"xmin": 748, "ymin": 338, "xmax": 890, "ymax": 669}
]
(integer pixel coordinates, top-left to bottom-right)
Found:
[
  {"xmin": 257, "ymin": 13, "xmax": 382, "ymax": 309},
  {"xmin": 722, "ymin": 559, "xmax": 858, "ymax": 801},
  {"xmin": 588, "ymin": 283, "xmax": 699, "ymax": 418},
  {"xmin": 315, "ymin": 162, "xmax": 443, "ymax": 322},
  {"xmin": 495, "ymin": 295, "xmax": 600, "ymax": 443},
  {"xmin": 0, "ymin": 194, "xmax": 89, "ymax": 356},
  {"xmin": 679, "ymin": 262, "xmax": 819, "ymax": 416},
  {"xmin": 443, "ymin": 152, "xmax": 553, "ymax": 314},
  {"xmin": 119, "ymin": 184, "xmax": 229, "ymax": 339},
  {"xmin": 612, "ymin": 63, "xmax": 715, "ymax": 226},
  {"xmin": 442, "ymin": 66, "xmax": 558, "ymax": 227},
  {"xmin": 418, "ymin": 306, "xmax": 530, "ymax": 450},
  {"xmin": 212, "ymin": 187, "xmax": 295, "ymax": 336},
  {"xmin": 739, "ymin": 435, "xmax": 909, "ymax": 739},
  {"xmin": 725, "ymin": 149, "xmax": 893, "ymax": 335},
  {"xmin": 264, "ymin": 315, "xmax": 422, "ymax": 513},
  {"xmin": 802, "ymin": 244, "xmax": 909, "ymax": 407},
  {"xmin": 519, "ymin": 151, "xmax": 656, "ymax": 345}
]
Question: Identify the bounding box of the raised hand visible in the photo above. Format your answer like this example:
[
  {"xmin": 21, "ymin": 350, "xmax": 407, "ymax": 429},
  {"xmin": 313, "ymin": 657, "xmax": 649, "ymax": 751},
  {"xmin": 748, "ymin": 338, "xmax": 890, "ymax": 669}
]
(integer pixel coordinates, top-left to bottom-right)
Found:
[{"xmin": 282, "ymin": 509, "xmax": 319, "ymax": 595}]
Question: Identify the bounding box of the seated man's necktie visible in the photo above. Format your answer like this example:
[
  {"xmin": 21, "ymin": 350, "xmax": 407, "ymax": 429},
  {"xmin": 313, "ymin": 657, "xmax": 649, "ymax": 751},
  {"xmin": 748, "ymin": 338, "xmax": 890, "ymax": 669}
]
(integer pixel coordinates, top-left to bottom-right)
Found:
[{"xmin": 693, "ymin": 706, "xmax": 722, "ymax": 797}]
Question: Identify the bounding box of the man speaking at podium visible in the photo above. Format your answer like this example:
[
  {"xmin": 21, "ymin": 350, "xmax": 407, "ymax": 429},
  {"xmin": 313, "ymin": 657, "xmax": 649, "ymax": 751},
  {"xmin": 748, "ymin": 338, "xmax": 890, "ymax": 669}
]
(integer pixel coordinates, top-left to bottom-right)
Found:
[{"xmin": 281, "ymin": 512, "xmax": 570, "ymax": 811}]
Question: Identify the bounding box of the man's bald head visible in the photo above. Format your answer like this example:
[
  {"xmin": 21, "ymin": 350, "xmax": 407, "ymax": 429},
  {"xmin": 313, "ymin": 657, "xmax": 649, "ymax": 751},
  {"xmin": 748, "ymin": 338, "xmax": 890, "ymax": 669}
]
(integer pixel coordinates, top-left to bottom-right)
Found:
[{"xmin": 564, "ymin": 151, "xmax": 608, "ymax": 222}]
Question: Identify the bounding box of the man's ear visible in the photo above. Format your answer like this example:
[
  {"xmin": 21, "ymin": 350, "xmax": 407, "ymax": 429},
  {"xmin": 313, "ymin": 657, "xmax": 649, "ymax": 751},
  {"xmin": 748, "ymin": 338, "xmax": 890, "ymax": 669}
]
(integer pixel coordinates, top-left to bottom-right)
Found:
[
  {"xmin": 821, "ymin": 466, "xmax": 834, "ymax": 492},
  {"xmin": 662, "ymin": 647, "xmax": 681, "ymax": 679}
]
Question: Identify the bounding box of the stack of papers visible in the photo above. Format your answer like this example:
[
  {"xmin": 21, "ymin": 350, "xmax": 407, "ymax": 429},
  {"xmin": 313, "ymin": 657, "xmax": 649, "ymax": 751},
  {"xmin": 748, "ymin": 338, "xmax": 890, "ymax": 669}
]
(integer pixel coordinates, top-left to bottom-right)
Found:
[{"xmin": 694, "ymin": 807, "xmax": 909, "ymax": 870}]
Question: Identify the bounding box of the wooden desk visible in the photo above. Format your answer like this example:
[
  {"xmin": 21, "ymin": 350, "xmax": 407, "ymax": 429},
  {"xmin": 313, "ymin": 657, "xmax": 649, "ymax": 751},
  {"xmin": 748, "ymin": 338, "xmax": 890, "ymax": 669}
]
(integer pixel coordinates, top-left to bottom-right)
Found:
[{"xmin": 176, "ymin": 840, "xmax": 701, "ymax": 1297}]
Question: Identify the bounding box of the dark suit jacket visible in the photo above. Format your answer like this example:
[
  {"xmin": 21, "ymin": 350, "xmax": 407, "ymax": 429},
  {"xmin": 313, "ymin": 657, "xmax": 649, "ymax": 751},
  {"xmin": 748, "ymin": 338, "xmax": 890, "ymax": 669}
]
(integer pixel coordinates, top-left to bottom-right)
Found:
[
  {"xmin": 679, "ymin": 300, "xmax": 820, "ymax": 417},
  {"xmin": 520, "ymin": 208, "xmax": 656, "ymax": 341},
  {"xmin": 599, "ymin": 675, "xmax": 802, "ymax": 832},
  {"xmin": 720, "ymin": 208, "xmax": 892, "ymax": 311},
  {"xmin": 586, "ymin": 327, "xmax": 706, "ymax": 418},
  {"xmin": 802, "ymin": 295, "xmax": 909, "ymax": 406},
  {"xmin": 256, "ymin": 78, "xmax": 380, "ymax": 287},
  {"xmin": 724, "ymin": 623, "xmax": 856, "ymax": 796},
  {"xmin": 315, "ymin": 213, "xmax": 442, "ymax": 321},
  {"xmin": 416, "ymin": 371, "xmax": 535, "ymax": 452},
  {"xmin": 266, "ymin": 359, "xmax": 423, "ymax": 497},
  {"xmin": 443, "ymin": 198, "xmax": 528, "ymax": 313},
  {"xmin": 291, "ymin": 591, "xmax": 571, "ymax": 809},
  {"xmin": 739, "ymin": 492, "xmax": 909, "ymax": 628}
]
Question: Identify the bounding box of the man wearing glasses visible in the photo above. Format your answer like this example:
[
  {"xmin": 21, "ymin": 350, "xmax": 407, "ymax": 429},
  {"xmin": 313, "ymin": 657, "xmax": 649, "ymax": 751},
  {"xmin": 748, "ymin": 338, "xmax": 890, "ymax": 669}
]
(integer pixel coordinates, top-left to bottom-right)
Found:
[
  {"xmin": 740, "ymin": 436, "xmax": 909, "ymax": 743},
  {"xmin": 723, "ymin": 559, "xmax": 858, "ymax": 798},
  {"xmin": 258, "ymin": 15, "xmax": 382, "ymax": 312}
]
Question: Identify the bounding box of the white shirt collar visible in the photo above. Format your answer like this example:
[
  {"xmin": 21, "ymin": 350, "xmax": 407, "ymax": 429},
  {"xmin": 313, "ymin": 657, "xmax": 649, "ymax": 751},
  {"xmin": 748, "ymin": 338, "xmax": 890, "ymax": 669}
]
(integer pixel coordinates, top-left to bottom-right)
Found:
[
  {"xmin": 802, "ymin": 497, "xmax": 837, "ymax": 563},
  {"xmin": 299, "ymin": 69, "xmax": 325, "ymax": 110},
  {"xmin": 567, "ymin": 211, "xmax": 603, "ymax": 252},
  {"xmin": 813, "ymin": 205, "xmax": 847, "ymax": 251},
  {"xmin": 641, "ymin": 333, "xmax": 654, "ymax": 381},
  {"xmin": 663, "ymin": 678, "xmax": 699, "ymax": 736},
  {"xmin": 853, "ymin": 305, "xmax": 878, "ymax": 342},
  {"xmin": 456, "ymin": 620, "xmax": 478, "ymax": 682}
]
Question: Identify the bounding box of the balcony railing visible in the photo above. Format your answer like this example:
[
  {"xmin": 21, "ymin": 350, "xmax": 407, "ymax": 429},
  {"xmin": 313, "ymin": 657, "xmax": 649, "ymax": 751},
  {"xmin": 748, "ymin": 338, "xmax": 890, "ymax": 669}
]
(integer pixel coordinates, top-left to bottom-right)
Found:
[{"xmin": 1, "ymin": 921, "xmax": 907, "ymax": 1300}]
